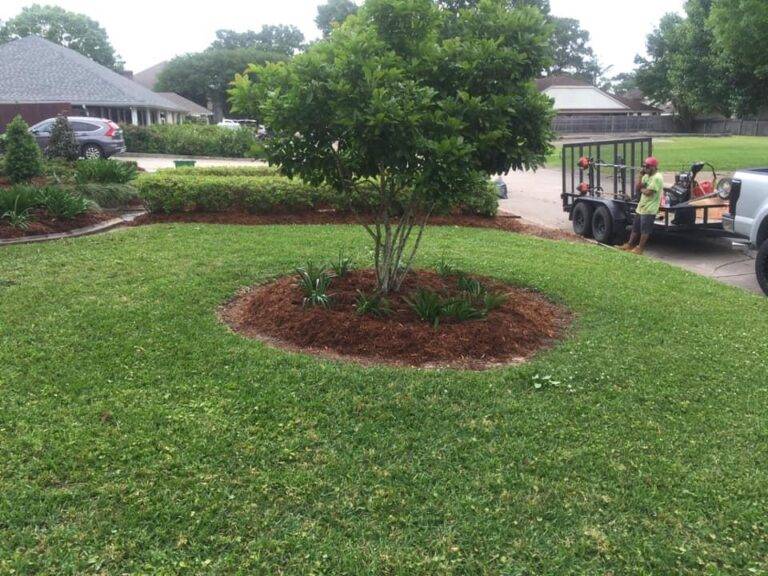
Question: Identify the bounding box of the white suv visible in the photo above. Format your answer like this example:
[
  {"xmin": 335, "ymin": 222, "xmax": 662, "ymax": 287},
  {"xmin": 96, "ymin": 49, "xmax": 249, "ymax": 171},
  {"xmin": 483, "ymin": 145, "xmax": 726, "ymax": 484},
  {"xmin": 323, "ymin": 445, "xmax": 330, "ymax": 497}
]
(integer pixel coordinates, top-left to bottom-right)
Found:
[{"xmin": 722, "ymin": 169, "xmax": 768, "ymax": 294}]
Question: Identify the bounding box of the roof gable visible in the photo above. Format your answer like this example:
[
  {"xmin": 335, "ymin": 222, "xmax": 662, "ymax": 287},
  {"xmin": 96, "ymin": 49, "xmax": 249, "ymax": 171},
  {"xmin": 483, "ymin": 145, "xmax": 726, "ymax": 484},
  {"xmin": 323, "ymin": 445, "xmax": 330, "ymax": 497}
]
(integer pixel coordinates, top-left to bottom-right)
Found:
[
  {"xmin": 0, "ymin": 36, "xmax": 184, "ymax": 111},
  {"xmin": 543, "ymin": 85, "xmax": 629, "ymax": 111}
]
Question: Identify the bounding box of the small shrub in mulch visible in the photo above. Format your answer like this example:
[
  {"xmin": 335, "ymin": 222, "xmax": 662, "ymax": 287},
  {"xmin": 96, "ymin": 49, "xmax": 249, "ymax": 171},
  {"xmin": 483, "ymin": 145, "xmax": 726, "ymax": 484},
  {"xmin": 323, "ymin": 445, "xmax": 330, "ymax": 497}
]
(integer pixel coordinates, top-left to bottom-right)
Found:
[{"xmin": 221, "ymin": 269, "xmax": 572, "ymax": 370}]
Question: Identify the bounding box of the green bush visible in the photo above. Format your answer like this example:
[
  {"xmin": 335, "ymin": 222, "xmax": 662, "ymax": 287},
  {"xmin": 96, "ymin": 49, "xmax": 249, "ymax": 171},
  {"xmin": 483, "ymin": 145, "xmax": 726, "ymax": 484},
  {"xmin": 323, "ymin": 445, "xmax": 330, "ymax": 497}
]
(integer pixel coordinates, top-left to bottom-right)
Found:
[
  {"xmin": 122, "ymin": 124, "xmax": 259, "ymax": 158},
  {"xmin": 75, "ymin": 159, "xmax": 137, "ymax": 184},
  {"xmin": 37, "ymin": 187, "xmax": 92, "ymax": 219},
  {"xmin": 459, "ymin": 177, "xmax": 499, "ymax": 218},
  {"xmin": 4, "ymin": 116, "xmax": 43, "ymax": 183},
  {"xmin": 0, "ymin": 184, "xmax": 40, "ymax": 215},
  {"xmin": 78, "ymin": 183, "xmax": 139, "ymax": 209},
  {"xmin": 46, "ymin": 116, "xmax": 79, "ymax": 161},
  {"xmin": 135, "ymin": 173, "xmax": 318, "ymax": 214},
  {"xmin": 164, "ymin": 165, "xmax": 279, "ymax": 177}
]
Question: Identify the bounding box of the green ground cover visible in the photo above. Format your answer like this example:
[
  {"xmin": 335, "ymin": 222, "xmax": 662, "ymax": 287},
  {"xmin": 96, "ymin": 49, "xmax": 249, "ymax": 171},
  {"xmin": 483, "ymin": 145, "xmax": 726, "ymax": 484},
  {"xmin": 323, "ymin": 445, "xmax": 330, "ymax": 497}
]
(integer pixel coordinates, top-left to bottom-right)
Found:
[
  {"xmin": 547, "ymin": 136, "xmax": 768, "ymax": 172},
  {"xmin": 1, "ymin": 224, "xmax": 767, "ymax": 574}
]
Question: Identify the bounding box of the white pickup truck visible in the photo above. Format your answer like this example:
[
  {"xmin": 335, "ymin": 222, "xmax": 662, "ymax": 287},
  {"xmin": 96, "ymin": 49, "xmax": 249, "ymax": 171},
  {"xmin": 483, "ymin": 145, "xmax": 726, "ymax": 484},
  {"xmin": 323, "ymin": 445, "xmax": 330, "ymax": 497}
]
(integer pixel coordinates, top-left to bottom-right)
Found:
[{"xmin": 722, "ymin": 169, "xmax": 768, "ymax": 295}]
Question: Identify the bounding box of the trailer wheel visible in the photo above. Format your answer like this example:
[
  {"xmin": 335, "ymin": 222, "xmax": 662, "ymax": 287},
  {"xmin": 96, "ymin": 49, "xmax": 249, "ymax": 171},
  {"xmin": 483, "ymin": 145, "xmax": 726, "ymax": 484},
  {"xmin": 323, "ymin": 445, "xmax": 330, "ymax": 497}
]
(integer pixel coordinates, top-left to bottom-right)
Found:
[
  {"xmin": 591, "ymin": 206, "xmax": 616, "ymax": 245},
  {"xmin": 756, "ymin": 240, "xmax": 768, "ymax": 296},
  {"xmin": 572, "ymin": 202, "xmax": 594, "ymax": 237}
]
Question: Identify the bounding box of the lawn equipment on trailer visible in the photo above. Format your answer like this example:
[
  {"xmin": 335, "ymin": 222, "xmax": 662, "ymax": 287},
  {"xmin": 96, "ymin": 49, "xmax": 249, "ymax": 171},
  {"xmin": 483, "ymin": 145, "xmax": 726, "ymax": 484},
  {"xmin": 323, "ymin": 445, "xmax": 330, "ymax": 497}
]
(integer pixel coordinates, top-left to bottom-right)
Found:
[{"xmin": 561, "ymin": 137, "xmax": 733, "ymax": 244}]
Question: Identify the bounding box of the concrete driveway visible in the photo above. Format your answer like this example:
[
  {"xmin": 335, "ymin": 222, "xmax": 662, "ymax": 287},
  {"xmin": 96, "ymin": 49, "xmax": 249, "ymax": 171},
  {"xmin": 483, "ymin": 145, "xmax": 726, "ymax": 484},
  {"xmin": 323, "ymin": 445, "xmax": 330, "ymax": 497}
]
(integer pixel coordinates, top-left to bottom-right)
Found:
[{"xmin": 499, "ymin": 168, "xmax": 762, "ymax": 295}]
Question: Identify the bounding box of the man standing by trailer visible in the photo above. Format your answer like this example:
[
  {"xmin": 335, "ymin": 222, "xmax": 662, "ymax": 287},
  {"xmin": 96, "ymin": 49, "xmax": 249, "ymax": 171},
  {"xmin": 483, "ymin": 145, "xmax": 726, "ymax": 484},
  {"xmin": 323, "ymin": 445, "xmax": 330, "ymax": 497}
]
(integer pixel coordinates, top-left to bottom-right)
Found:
[{"xmin": 620, "ymin": 157, "xmax": 664, "ymax": 255}]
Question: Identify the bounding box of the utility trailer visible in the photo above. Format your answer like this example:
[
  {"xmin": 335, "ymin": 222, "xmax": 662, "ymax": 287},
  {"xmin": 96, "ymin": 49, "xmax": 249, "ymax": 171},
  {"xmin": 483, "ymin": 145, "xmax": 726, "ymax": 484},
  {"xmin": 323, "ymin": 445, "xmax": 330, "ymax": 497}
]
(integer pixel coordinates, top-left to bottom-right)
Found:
[{"xmin": 561, "ymin": 137, "xmax": 733, "ymax": 244}]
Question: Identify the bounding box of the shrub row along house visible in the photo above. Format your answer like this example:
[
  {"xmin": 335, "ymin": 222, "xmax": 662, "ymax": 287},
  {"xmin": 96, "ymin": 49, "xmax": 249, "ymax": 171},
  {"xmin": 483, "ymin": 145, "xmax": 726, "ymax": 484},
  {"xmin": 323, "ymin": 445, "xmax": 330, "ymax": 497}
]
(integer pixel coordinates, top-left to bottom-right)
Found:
[{"xmin": 0, "ymin": 36, "xmax": 210, "ymax": 130}]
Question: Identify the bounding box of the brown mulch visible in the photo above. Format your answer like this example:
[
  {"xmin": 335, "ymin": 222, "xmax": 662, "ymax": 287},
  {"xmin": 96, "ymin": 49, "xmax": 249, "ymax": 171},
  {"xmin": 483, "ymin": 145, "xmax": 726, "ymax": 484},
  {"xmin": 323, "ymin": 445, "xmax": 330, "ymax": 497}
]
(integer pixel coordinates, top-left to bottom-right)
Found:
[
  {"xmin": 0, "ymin": 210, "xmax": 115, "ymax": 239},
  {"xmin": 130, "ymin": 211, "xmax": 580, "ymax": 243},
  {"xmin": 221, "ymin": 269, "xmax": 572, "ymax": 370}
]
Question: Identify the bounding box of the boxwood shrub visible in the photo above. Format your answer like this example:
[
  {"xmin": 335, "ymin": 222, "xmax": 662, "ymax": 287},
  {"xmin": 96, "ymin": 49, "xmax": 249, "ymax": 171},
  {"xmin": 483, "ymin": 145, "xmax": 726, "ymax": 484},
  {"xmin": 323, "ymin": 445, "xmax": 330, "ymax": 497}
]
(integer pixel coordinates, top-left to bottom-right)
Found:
[
  {"xmin": 122, "ymin": 124, "xmax": 259, "ymax": 158},
  {"xmin": 164, "ymin": 166, "xmax": 279, "ymax": 178},
  {"xmin": 135, "ymin": 172, "xmax": 499, "ymax": 217}
]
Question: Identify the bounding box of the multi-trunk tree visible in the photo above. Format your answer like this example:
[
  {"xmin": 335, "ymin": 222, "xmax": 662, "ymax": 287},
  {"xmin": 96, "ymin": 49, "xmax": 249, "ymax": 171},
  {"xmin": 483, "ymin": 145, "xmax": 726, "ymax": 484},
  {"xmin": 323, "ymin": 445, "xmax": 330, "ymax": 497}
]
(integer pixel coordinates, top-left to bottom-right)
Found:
[{"xmin": 231, "ymin": 0, "xmax": 554, "ymax": 293}]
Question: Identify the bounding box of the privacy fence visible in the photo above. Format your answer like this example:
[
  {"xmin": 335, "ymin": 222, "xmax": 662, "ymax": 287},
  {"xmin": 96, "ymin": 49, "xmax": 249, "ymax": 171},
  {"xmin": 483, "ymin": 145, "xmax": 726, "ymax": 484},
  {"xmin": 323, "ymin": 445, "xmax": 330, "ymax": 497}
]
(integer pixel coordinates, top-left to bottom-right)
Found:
[{"xmin": 553, "ymin": 114, "xmax": 768, "ymax": 136}]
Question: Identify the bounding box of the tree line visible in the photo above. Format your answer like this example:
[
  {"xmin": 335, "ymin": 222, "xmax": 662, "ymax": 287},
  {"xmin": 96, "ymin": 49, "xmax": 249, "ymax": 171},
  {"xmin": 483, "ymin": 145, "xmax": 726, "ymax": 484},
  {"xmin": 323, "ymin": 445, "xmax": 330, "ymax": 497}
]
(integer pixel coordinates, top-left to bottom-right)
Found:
[{"xmin": 636, "ymin": 0, "xmax": 768, "ymax": 126}]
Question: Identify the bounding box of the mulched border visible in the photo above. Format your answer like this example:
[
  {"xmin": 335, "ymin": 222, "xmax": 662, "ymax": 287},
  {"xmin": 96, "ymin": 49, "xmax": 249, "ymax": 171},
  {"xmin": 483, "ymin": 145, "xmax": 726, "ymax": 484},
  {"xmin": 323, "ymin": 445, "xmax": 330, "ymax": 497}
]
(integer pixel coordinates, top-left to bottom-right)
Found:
[{"xmin": 220, "ymin": 269, "xmax": 573, "ymax": 370}]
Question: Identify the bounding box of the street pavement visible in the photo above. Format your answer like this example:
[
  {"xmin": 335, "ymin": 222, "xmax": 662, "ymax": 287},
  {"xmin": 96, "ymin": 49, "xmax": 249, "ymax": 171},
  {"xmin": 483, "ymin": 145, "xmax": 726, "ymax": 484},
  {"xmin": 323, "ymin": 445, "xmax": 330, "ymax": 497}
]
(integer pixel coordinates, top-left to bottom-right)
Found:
[
  {"xmin": 499, "ymin": 168, "xmax": 762, "ymax": 295},
  {"xmin": 117, "ymin": 153, "xmax": 266, "ymax": 173}
]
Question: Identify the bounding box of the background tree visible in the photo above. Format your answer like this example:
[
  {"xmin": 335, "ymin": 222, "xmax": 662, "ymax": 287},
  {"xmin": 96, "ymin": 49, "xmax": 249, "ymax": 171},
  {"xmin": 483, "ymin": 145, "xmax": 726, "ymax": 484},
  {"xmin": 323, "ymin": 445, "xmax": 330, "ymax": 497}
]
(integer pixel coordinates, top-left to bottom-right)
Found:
[
  {"xmin": 4, "ymin": 116, "xmax": 42, "ymax": 183},
  {"xmin": 601, "ymin": 72, "xmax": 638, "ymax": 95},
  {"xmin": 46, "ymin": 115, "xmax": 79, "ymax": 161},
  {"xmin": 156, "ymin": 48, "xmax": 288, "ymax": 121},
  {"xmin": 0, "ymin": 4, "xmax": 123, "ymax": 70},
  {"xmin": 210, "ymin": 25, "xmax": 305, "ymax": 54},
  {"xmin": 315, "ymin": 0, "xmax": 359, "ymax": 36},
  {"xmin": 231, "ymin": 0, "xmax": 553, "ymax": 293},
  {"xmin": 635, "ymin": 0, "xmax": 730, "ymax": 126},
  {"xmin": 547, "ymin": 16, "xmax": 601, "ymax": 83},
  {"xmin": 710, "ymin": 0, "xmax": 768, "ymax": 116}
]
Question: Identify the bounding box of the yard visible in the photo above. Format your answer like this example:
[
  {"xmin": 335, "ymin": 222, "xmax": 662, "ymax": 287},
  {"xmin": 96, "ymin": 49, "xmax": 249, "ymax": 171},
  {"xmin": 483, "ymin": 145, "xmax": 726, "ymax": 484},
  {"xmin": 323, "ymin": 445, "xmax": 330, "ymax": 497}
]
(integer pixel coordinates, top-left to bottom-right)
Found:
[
  {"xmin": 547, "ymin": 135, "xmax": 768, "ymax": 172},
  {"xmin": 1, "ymin": 223, "xmax": 767, "ymax": 574}
]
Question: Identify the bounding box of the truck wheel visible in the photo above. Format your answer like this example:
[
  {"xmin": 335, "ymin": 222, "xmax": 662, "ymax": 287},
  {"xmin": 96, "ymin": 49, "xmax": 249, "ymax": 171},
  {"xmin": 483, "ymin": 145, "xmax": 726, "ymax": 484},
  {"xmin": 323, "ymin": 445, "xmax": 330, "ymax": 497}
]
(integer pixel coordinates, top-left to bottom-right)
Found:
[
  {"xmin": 591, "ymin": 206, "xmax": 616, "ymax": 245},
  {"xmin": 757, "ymin": 240, "xmax": 768, "ymax": 296},
  {"xmin": 572, "ymin": 202, "xmax": 594, "ymax": 237}
]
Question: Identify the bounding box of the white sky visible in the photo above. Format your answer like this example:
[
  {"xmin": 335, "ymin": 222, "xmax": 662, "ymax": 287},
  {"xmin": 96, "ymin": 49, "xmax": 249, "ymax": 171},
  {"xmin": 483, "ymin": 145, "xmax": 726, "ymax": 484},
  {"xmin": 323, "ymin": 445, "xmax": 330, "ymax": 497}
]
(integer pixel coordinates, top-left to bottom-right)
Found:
[{"xmin": 0, "ymin": 0, "xmax": 685, "ymax": 75}]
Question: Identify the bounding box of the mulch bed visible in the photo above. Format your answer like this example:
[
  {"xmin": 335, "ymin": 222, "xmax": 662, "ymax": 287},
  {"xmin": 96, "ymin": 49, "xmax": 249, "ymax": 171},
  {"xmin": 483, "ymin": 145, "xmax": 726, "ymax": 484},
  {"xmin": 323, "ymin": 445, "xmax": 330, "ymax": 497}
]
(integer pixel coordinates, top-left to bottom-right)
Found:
[
  {"xmin": 221, "ymin": 269, "xmax": 572, "ymax": 370},
  {"xmin": 130, "ymin": 211, "xmax": 580, "ymax": 243},
  {"xmin": 0, "ymin": 210, "xmax": 115, "ymax": 239}
]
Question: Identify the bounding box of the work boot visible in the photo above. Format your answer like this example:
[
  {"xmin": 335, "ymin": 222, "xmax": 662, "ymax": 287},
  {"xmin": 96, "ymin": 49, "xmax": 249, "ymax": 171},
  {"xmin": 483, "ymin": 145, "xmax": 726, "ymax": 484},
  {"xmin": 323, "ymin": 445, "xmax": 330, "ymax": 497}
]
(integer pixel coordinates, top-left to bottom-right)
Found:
[
  {"xmin": 618, "ymin": 243, "xmax": 633, "ymax": 251},
  {"xmin": 630, "ymin": 246, "xmax": 645, "ymax": 255}
]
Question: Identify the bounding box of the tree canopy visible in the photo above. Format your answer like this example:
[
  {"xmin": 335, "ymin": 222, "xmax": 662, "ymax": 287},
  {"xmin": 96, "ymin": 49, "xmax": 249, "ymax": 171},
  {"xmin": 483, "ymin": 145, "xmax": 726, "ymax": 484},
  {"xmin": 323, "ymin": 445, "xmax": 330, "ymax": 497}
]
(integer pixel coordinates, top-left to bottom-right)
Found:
[
  {"xmin": 636, "ymin": 0, "xmax": 768, "ymax": 121},
  {"xmin": 547, "ymin": 16, "xmax": 600, "ymax": 83},
  {"xmin": 315, "ymin": 0, "xmax": 359, "ymax": 37},
  {"xmin": 231, "ymin": 0, "xmax": 553, "ymax": 293},
  {"xmin": 710, "ymin": 0, "xmax": 768, "ymax": 116},
  {"xmin": 0, "ymin": 4, "xmax": 123, "ymax": 70},
  {"xmin": 156, "ymin": 47, "xmax": 287, "ymax": 119},
  {"xmin": 209, "ymin": 25, "xmax": 305, "ymax": 54}
]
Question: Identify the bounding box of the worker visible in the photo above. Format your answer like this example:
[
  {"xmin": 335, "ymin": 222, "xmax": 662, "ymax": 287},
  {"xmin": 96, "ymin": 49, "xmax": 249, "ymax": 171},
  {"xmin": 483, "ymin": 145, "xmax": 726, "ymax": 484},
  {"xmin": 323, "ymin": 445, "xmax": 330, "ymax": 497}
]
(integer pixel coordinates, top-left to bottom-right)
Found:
[{"xmin": 620, "ymin": 156, "xmax": 664, "ymax": 255}]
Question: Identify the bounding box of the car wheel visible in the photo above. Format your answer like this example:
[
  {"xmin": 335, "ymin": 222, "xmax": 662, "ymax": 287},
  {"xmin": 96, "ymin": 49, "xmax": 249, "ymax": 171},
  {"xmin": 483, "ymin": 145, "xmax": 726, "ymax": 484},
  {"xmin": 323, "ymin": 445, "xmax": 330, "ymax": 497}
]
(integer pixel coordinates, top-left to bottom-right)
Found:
[
  {"xmin": 756, "ymin": 240, "xmax": 768, "ymax": 296},
  {"xmin": 572, "ymin": 202, "xmax": 594, "ymax": 237},
  {"xmin": 592, "ymin": 206, "xmax": 616, "ymax": 245},
  {"xmin": 81, "ymin": 144, "xmax": 104, "ymax": 160}
]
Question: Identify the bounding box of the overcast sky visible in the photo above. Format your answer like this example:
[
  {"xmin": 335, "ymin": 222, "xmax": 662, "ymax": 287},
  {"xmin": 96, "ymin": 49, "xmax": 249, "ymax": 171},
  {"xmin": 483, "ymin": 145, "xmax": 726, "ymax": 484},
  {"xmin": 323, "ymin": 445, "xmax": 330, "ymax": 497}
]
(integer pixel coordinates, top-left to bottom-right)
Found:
[{"xmin": 0, "ymin": 0, "xmax": 686, "ymax": 75}]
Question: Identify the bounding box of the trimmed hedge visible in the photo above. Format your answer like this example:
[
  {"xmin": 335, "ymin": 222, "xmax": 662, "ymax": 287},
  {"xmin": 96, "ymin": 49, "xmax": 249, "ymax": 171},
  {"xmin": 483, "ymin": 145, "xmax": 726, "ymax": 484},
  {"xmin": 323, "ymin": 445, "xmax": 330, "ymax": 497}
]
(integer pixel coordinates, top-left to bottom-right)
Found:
[
  {"xmin": 135, "ymin": 172, "xmax": 499, "ymax": 217},
  {"xmin": 122, "ymin": 124, "xmax": 260, "ymax": 158},
  {"xmin": 163, "ymin": 166, "xmax": 279, "ymax": 178}
]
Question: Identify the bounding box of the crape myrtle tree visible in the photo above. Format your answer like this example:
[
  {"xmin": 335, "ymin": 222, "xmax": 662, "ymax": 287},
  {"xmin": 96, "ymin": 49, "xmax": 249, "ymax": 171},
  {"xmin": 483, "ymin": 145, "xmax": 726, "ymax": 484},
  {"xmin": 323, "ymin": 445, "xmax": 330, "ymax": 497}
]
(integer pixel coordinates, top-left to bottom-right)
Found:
[{"xmin": 230, "ymin": 0, "xmax": 554, "ymax": 293}]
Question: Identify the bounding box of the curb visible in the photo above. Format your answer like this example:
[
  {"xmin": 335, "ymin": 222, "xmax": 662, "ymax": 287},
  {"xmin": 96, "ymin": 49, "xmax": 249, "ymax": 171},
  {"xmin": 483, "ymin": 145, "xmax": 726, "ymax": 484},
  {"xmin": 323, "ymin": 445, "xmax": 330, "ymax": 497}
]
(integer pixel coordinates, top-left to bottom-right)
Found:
[{"xmin": 0, "ymin": 211, "xmax": 146, "ymax": 247}]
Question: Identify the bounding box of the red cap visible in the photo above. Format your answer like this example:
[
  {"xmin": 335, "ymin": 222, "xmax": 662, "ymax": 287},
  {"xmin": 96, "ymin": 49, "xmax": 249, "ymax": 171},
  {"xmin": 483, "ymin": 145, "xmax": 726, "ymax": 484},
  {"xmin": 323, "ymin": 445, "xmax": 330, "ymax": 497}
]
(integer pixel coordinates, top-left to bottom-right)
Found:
[{"xmin": 644, "ymin": 156, "xmax": 659, "ymax": 169}]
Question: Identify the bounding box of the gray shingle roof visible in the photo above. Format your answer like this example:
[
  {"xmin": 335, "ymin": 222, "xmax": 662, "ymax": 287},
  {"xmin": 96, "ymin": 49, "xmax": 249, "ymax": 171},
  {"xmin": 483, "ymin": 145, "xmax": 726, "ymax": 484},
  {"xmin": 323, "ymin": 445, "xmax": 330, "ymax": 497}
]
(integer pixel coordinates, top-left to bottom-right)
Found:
[
  {"xmin": 157, "ymin": 92, "xmax": 212, "ymax": 116},
  {"xmin": 0, "ymin": 36, "xmax": 185, "ymax": 111}
]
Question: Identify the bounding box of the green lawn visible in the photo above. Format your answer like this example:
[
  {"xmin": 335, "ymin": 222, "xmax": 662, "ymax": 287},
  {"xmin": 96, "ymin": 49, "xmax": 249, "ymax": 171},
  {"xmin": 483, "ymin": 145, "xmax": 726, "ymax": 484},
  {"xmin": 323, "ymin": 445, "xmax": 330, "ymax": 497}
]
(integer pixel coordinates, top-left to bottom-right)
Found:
[
  {"xmin": 1, "ymin": 224, "xmax": 767, "ymax": 574},
  {"xmin": 547, "ymin": 136, "xmax": 768, "ymax": 172}
]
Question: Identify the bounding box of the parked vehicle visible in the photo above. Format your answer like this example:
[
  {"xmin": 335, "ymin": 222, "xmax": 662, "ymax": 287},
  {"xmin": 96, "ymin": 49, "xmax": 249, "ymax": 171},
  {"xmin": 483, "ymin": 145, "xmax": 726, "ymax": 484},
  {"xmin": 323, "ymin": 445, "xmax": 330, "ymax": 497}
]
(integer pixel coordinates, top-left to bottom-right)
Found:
[
  {"xmin": 722, "ymin": 170, "xmax": 768, "ymax": 294},
  {"xmin": 29, "ymin": 116, "xmax": 125, "ymax": 158},
  {"xmin": 217, "ymin": 119, "xmax": 242, "ymax": 130},
  {"xmin": 561, "ymin": 137, "xmax": 767, "ymax": 296}
]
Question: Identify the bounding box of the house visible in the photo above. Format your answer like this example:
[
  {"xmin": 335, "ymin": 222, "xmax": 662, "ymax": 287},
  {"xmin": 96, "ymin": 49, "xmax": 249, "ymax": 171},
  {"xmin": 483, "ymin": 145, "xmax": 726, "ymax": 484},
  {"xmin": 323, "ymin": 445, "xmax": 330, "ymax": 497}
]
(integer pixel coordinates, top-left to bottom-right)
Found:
[
  {"xmin": 537, "ymin": 75, "xmax": 661, "ymax": 117},
  {"xmin": 0, "ymin": 36, "xmax": 188, "ymax": 129},
  {"xmin": 156, "ymin": 92, "xmax": 213, "ymax": 121},
  {"xmin": 134, "ymin": 61, "xmax": 168, "ymax": 91}
]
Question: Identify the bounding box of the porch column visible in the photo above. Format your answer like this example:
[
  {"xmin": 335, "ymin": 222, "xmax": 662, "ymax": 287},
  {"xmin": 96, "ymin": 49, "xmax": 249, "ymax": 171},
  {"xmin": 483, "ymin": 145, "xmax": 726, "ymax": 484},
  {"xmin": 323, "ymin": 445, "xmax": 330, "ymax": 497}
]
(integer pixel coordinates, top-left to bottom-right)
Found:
[
  {"xmin": 145, "ymin": 109, "xmax": 152, "ymax": 126},
  {"xmin": 130, "ymin": 107, "xmax": 138, "ymax": 125}
]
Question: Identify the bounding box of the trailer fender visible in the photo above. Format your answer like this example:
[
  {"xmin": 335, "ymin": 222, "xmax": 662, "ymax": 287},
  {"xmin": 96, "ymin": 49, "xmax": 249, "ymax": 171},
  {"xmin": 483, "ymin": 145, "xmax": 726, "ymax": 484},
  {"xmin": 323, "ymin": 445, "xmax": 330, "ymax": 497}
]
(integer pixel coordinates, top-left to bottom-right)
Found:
[{"xmin": 574, "ymin": 198, "xmax": 629, "ymax": 225}]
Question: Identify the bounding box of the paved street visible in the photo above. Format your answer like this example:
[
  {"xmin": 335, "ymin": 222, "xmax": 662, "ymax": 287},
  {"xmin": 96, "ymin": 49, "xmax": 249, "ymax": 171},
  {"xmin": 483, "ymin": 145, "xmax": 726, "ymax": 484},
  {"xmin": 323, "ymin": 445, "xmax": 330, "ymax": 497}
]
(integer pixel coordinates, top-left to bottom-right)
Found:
[
  {"xmin": 499, "ymin": 168, "xmax": 762, "ymax": 295},
  {"xmin": 117, "ymin": 153, "xmax": 266, "ymax": 173}
]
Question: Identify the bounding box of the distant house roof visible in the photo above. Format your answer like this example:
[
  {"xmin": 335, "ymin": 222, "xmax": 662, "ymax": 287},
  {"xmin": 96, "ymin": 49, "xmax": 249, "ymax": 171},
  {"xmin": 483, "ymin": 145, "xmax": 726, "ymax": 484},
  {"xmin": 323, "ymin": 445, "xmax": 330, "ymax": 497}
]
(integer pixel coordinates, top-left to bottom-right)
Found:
[
  {"xmin": 157, "ymin": 92, "xmax": 212, "ymax": 116},
  {"xmin": 135, "ymin": 61, "xmax": 168, "ymax": 91},
  {"xmin": 536, "ymin": 74, "xmax": 661, "ymax": 115},
  {"xmin": 0, "ymin": 36, "xmax": 184, "ymax": 111}
]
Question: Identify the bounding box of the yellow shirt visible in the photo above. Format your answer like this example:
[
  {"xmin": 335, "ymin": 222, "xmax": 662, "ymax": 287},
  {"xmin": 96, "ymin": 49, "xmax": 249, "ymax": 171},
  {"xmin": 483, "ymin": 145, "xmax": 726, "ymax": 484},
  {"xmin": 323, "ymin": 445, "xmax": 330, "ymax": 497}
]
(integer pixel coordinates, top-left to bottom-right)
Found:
[{"xmin": 637, "ymin": 173, "xmax": 664, "ymax": 215}]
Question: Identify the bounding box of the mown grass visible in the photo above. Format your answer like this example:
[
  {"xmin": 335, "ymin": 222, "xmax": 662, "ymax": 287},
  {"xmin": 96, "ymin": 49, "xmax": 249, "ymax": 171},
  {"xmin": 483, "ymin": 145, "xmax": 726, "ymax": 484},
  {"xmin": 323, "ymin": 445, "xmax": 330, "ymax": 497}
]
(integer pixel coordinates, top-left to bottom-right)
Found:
[
  {"xmin": 1, "ymin": 224, "xmax": 767, "ymax": 574},
  {"xmin": 547, "ymin": 135, "xmax": 768, "ymax": 172}
]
